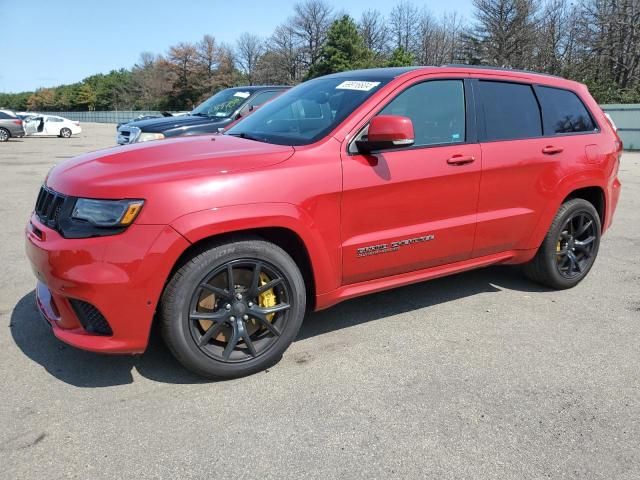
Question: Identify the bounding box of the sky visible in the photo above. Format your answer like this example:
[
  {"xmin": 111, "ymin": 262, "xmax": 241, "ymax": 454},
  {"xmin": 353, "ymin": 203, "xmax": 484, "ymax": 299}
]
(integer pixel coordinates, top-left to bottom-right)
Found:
[{"xmin": 0, "ymin": 0, "xmax": 473, "ymax": 93}]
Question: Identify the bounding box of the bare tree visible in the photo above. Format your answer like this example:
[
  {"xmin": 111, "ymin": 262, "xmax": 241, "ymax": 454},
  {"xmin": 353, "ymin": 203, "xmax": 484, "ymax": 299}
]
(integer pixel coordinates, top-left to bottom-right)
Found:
[
  {"xmin": 236, "ymin": 33, "xmax": 265, "ymax": 84},
  {"xmin": 359, "ymin": 9, "xmax": 388, "ymax": 54},
  {"xmin": 291, "ymin": 0, "xmax": 334, "ymax": 69},
  {"xmin": 389, "ymin": 1, "xmax": 420, "ymax": 52},
  {"xmin": 471, "ymin": 0, "xmax": 540, "ymax": 68}
]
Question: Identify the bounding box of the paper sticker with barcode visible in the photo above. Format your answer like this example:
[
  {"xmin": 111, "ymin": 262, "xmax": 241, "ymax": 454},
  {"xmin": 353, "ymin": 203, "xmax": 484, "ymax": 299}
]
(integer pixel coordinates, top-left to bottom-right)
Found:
[
  {"xmin": 336, "ymin": 81, "xmax": 381, "ymax": 91},
  {"xmin": 234, "ymin": 91, "xmax": 251, "ymax": 98}
]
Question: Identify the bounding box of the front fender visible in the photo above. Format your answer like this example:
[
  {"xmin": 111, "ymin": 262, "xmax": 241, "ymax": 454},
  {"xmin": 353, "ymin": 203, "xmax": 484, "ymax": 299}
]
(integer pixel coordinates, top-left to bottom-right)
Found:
[{"xmin": 170, "ymin": 202, "xmax": 341, "ymax": 296}]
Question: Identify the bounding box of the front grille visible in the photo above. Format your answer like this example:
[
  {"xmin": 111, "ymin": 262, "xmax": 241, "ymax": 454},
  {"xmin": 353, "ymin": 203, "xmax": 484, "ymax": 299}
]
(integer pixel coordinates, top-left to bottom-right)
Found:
[
  {"xmin": 69, "ymin": 299, "xmax": 113, "ymax": 336},
  {"xmin": 34, "ymin": 186, "xmax": 69, "ymax": 230}
]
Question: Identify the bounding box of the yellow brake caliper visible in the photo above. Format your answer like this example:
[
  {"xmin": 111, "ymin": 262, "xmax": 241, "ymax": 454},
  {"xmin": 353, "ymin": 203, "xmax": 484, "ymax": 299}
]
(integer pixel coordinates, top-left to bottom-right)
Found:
[{"xmin": 258, "ymin": 272, "xmax": 276, "ymax": 322}]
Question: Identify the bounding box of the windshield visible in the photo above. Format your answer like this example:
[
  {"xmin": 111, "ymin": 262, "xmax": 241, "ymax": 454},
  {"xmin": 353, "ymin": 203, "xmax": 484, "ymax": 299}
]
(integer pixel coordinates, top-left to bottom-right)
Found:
[
  {"xmin": 225, "ymin": 77, "xmax": 389, "ymax": 145},
  {"xmin": 191, "ymin": 88, "xmax": 252, "ymax": 118}
]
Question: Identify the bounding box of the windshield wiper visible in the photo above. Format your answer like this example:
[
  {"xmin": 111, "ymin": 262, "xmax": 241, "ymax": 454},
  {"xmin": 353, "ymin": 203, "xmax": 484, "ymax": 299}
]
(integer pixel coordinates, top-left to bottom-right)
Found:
[
  {"xmin": 191, "ymin": 112, "xmax": 208, "ymax": 117},
  {"xmin": 226, "ymin": 132, "xmax": 268, "ymax": 143}
]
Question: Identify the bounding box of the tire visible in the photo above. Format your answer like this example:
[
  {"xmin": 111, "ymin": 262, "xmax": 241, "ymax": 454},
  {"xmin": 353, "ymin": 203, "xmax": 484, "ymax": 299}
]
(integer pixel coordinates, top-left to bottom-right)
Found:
[
  {"xmin": 159, "ymin": 238, "xmax": 306, "ymax": 379},
  {"xmin": 60, "ymin": 128, "xmax": 72, "ymax": 138},
  {"xmin": 0, "ymin": 128, "xmax": 9, "ymax": 142},
  {"xmin": 523, "ymin": 198, "xmax": 601, "ymax": 289}
]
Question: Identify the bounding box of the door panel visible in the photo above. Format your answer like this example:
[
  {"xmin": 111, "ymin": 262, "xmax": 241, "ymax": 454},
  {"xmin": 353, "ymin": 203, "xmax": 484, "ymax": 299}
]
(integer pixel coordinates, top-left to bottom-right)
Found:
[
  {"xmin": 342, "ymin": 144, "xmax": 481, "ymax": 284},
  {"xmin": 471, "ymin": 78, "xmax": 580, "ymax": 256},
  {"xmin": 473, "ymin": 139, "xmax": 560, "ymax": 256},
  {"xmin": 341, "ymin": 77, "xmax": 480, "ymax": 285}
]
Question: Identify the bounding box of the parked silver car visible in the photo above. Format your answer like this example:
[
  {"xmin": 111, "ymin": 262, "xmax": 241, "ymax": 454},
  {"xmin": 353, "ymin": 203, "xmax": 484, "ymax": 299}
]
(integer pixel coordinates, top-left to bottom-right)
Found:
[{"xmin": 0, "ymin": 110, "xmax": 26, "ymax": 141}]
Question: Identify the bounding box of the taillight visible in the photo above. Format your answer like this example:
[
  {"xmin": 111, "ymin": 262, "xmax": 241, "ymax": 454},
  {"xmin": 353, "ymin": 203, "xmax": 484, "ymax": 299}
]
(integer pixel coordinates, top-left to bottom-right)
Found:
[
  {"xmin": 12, "ymin": 119, "xmax": 22, "ymax": 125},
  {"xmin": 74, "ymin": 121, "xmax": 80, "ymax": 126}
]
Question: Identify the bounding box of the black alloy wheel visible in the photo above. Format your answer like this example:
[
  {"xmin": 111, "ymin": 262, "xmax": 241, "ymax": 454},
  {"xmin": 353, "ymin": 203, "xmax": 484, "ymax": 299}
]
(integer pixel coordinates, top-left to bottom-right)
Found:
[
  {"xmin": 523, "ymin": 198, "xmax": 601, "ymax": 289},
  {"xmin": 554, "ymin": 211, "xmax": 598, "ymax": 279},
  {"xmin": 160, "ymin": 239, "xmax": 306, "ymax": 379},
  {"xmin": 188, "ymin": 259, "xmax": 291, "ymax": 363}
]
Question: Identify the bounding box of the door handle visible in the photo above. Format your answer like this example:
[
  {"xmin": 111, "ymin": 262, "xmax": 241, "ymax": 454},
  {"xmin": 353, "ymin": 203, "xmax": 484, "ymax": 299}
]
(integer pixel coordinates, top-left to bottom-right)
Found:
[
  {"xmin": 447, "ymin": 155, "xmax": 475, "ymax": 166},
  {"xmin": 542, "ymin": 145, "xmax": 564, "ymax": 155}
]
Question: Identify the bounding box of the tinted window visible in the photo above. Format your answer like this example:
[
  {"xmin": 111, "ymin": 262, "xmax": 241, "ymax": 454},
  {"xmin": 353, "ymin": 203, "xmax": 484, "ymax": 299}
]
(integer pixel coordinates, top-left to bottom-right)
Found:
[
  {"xmin": 379, "ymin": 80, "xmax": 466, "ymax": 147},
  {"xmin": 0, "ymin": 112, "xmax": 14, "ymax": 119},
  {"xmin": 536, "ymin": 86, "xmax": 596, "ymax": 134},
  {"xmin": 479, "ymin": 81, "xmax": 542, "ymax": 141},
  {"xmin": 47, "ymin": 117, "xmax": 63, "ymax": 122}
]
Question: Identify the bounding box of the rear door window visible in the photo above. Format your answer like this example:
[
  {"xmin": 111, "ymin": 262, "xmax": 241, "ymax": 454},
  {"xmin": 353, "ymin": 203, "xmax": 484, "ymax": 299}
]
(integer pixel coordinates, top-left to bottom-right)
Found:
[
  {"xmin": 535, "ymin": 86, "xmax": 596, "ymax": 134},
  {"xmin": 379, "ymin": 80, "xmax": 466, "ymax": 147},
  {"xmin": 478, "ymin": 81, "xmax": 542, "ymax": 141},
  {"xmin": 0, "ymin": 112, "xmax": 14, "ymax": 119}
]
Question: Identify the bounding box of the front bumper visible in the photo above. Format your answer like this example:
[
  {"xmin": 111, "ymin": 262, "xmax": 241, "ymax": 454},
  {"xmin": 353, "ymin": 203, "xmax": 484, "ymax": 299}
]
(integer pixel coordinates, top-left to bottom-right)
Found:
[{"xmin": 25, "ymin": 214, "xmax": 190, "ymax": 353}]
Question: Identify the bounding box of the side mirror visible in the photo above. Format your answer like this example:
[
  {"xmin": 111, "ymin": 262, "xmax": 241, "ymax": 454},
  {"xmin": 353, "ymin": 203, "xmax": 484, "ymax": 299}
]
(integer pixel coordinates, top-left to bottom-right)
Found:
[{"xmin": 356, "ymin": 115, "xmax": 415, "ymax": 153}]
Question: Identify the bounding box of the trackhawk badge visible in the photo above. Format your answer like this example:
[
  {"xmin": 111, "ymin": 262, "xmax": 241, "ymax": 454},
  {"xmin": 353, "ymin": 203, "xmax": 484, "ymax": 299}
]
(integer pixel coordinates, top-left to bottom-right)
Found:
[{"xmin": 357, "ymin": 234, "xmax": 435, "ymax": 257}]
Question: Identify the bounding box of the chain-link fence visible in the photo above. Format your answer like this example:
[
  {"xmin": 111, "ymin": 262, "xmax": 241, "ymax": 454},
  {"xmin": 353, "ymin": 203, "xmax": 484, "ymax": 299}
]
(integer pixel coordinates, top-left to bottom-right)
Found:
[{"xmin": 36, "ymin": 111, "xmax": 183, "ymax": 124}]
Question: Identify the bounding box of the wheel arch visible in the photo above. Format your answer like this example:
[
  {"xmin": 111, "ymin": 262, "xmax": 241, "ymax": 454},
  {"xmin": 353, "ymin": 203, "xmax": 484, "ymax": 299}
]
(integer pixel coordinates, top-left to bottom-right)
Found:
[
  {"xmin": 167, "ymin": 203, "xmax": 342, "ymax": 310},
  {"xmin": 526, "ymin": 177, "xmax": 607, "ymax": 250},
  {"xmin": 170, "ymin": 226, "xmax": 317, "ymax": 310},
  {"xmin": 562, "ymin": 186, "xmax": 605, "ymax": 229}
]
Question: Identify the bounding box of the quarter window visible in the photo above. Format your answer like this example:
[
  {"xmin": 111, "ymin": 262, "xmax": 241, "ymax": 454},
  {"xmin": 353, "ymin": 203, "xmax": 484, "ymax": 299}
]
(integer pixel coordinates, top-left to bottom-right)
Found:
[
  {"xmin": 379, "ymin": 80, "xmax": 466, "ymax": 147},
  {"xmin": 478, "ymin": 81, "xmax": 542, "ymax": 141},
  {"xmin": 536, "ymin": 86, "xmax": 596, "ymax": 134}
]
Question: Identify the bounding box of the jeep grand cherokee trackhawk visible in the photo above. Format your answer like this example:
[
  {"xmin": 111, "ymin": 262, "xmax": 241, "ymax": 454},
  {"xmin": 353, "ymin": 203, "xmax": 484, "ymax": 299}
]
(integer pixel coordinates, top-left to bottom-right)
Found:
[{"xmin": 25, "ymin": 66, "xmax": 622, "ymax": 379}]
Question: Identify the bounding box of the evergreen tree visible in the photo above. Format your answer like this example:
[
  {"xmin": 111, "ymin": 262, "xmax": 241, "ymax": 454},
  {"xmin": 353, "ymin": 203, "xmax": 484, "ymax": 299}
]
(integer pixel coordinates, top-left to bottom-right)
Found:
[
  {"xmin": 387, "ymin": 46, "xmax": 414, "ymax": 67},
  {"xmin": 308, "ymin": 15, "xmax": 373, "ymax": 78}
]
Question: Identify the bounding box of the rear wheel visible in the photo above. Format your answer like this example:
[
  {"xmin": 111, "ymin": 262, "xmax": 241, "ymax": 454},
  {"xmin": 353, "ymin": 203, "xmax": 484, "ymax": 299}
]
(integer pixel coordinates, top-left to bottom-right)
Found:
[
  {"xmin": 523, "ymin": 198, "xmax": 601, "ymax": 289},
  {"xmin": 0, "ymin": 128, "xmax": 9, "ymax": 142},
  {"xmin": 159, "ymin": 239, "xmax": 306, "ymax": 379},
  {"xmin": 60, "ymin": 128, "xmax": 72, "ymax": 138}
]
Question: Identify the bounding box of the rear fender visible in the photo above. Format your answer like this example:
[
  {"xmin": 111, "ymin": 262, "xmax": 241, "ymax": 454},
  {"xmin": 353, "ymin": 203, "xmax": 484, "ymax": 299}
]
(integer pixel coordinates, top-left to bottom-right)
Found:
[{"xmin": 525, "ymin": 171, "xmax": 607, "ymax": 250}]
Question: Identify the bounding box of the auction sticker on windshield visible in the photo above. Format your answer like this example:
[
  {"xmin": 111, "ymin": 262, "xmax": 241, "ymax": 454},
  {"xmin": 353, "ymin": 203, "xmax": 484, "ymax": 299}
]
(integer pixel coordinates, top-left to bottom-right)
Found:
[
  {"xmin": 234, "ymin": 91, "xmax": 251, "ymax": 98},
  {"xmin": 336, "ymin": 81, "xmax": 381, "ymax": 91}
]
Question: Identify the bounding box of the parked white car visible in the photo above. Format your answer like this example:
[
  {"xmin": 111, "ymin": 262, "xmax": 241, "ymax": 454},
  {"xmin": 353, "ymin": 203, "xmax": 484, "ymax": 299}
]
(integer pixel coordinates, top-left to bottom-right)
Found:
[{"xmin": 24, "ymin": 115, "xmax": 81, "ymax": 138}]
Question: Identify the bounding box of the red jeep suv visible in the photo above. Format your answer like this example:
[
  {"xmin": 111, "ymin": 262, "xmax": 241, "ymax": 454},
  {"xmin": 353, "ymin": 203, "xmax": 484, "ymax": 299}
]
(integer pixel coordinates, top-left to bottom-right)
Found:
[{"xmin": 25, "ymin": 66, "xmax": 622, "ymax": 379}]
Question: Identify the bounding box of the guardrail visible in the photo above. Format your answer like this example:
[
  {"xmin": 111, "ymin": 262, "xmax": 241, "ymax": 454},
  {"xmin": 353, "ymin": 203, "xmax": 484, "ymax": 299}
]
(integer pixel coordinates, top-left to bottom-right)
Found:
[{"xmin": 601, "ymin": 104, "xmax": 640, "ymax": 150}]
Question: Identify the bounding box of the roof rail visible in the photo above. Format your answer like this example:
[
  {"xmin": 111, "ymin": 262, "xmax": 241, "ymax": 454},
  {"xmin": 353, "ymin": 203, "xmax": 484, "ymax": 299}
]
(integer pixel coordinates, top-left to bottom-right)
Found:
[{"xmin": 441, "ymin": 64, "xmax": 563, "ymax": 79}]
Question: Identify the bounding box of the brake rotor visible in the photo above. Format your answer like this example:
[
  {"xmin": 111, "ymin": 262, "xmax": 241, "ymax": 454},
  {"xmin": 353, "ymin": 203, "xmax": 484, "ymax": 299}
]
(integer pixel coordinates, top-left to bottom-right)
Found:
[{"xmin": 197, "ymin": 271, "xmax": 277, "ymax": 342}]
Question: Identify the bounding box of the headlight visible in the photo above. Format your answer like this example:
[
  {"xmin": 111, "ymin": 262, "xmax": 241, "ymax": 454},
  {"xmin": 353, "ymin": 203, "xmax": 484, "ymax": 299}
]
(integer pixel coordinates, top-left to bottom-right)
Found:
[
  {"xmin": 72, "ymin": 199, "xmax": 144, "ymax": 227},
  {"xmin": 137, "ymin": 132, "xmax": 165, "ymax": 143}
]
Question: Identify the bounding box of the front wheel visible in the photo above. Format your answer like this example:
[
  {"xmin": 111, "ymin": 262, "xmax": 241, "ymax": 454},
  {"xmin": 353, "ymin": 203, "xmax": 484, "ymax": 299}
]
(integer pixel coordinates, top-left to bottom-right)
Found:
[
  {"xmin": 159, "ymin": 239, "xmax": 306, "ymax": 379},
  {"xmin": 59, "ymin": 128, "xmax": 72, "ymax": 138},
  {"xmin": 523, "ymin": 198, "xmax": 601, "ymax": 289},
  {"xmin": 0, "ymin": 128, "xmax": 9, "ymax": 142}
]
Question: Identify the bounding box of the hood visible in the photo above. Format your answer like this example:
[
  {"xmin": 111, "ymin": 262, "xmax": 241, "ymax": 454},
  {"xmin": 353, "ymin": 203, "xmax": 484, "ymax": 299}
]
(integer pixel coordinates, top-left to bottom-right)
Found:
[
  {"xmin": 46, "ymin": 134, "xmax": 295, "ymax": 200},
  {"xmin": 122, "ymin": 114, "xmax": 227, "ymax": 132}
]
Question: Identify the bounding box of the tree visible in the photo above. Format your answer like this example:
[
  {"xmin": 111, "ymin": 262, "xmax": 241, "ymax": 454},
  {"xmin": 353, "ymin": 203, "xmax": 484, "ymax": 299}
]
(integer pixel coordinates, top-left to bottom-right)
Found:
[
  {"xmin": 308, "ymin": 15, "xmax": 373, "ymax": 78},
  {"xmin": 236, "ymin": 33, "xmax": 265, "ymax": 84},
  {"xmin": 166, "ymin": 42, "xmax": 200, "ymax": 109},
  {"xmin": 387, "ymin": 46, "xmax": 414, "ymax": 67},
  {"xmin": 389, "ymin": 1, "xmax": 419, "ymax": 53},
  {"xmin": 292, "ymin": 0, "xmax": 334, "ymax": 70},
  {"xmin": 75, "ymin": 84, "xmax": 97, "ymax": 110},
  {"xmin": 470, "ymin": 0, "xmax": 540, "ymax": 68},
  {"xmin": 359, "ymin": 9, "xmax": 388, "ymax": 55}
]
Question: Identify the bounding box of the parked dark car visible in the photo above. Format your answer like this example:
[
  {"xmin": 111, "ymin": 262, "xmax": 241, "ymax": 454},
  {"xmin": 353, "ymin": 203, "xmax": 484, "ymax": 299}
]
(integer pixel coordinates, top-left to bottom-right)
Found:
[
  {"xmin": 116, "ymin": 86, "xmax": 288, "ymax": 145},
  {"xmin": 116, "ymin": 112, "xmax": 176, "ymax": 129},
  {"xmin": 0, "ymin": 110, "xmax": 25, "ymax": 141}
]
